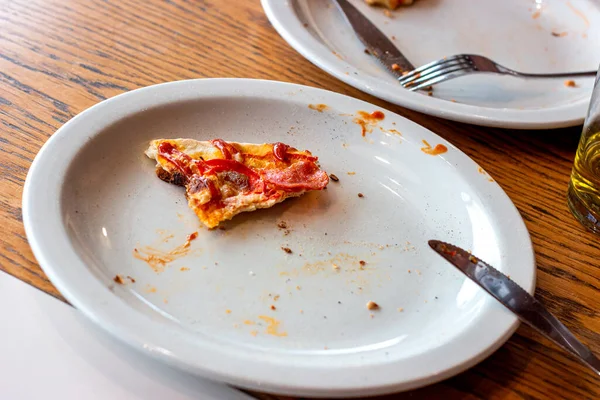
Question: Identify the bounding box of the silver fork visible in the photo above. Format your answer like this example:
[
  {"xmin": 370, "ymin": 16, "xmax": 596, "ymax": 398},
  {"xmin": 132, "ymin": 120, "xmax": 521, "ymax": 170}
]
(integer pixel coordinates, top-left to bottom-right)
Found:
[{"xmin": 399, "ymin": 54, "xmax": 597, "ymax": 91}]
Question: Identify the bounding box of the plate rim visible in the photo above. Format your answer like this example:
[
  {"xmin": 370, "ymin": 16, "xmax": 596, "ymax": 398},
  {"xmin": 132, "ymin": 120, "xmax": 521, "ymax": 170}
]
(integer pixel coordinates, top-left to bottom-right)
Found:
[
  {"xmin": 261, "ymin": 0, "xmax": 592, "ymax": 130},
  {"xmin": 22, "ymin": 78, "xmax": 536, "ymax": 397}
]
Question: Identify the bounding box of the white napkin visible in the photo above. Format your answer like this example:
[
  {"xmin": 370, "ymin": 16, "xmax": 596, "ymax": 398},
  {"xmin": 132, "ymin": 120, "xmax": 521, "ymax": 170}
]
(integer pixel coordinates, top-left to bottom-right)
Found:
[{"xmin": 0, "ymin": 271, "xmax": 253, "ymax": 400}]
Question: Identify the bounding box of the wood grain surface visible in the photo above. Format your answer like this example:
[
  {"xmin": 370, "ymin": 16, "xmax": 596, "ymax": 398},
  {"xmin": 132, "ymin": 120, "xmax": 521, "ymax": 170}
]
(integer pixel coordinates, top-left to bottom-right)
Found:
[{"xmin": 1, "ymin": 0, "xmax": 599, "ymax": 399}]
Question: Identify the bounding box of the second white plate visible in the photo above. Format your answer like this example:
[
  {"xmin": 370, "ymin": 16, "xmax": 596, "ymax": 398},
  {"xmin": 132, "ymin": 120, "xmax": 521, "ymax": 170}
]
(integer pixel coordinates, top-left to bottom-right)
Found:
[{"xmin": 262, "ymin": 0, "xmax": 600, "ymax": 129}]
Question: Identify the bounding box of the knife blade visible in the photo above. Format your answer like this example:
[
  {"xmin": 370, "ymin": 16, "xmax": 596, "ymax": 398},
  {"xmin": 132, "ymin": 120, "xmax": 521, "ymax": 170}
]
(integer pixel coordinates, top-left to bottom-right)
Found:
[
  {"xmin": 332, "ymin": 0, "xmax": 415, "ymax": 76},
  {"xmin": 428, "ymin": 240, "xmax": 600, "ymax": 376}
]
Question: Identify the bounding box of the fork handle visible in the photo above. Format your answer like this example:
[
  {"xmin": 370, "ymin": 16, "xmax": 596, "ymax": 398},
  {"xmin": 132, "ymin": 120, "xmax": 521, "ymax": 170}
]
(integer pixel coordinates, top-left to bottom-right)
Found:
[{"xmin": 503, "ymin": 68, "xmax": 597, "ymax": 79}]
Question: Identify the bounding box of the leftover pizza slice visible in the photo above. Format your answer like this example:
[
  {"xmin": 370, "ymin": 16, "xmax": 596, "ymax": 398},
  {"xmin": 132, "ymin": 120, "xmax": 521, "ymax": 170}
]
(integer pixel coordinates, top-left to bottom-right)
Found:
[{"xmin": 145, "ymin": 139, "xmax": 329, "ymax": 228}]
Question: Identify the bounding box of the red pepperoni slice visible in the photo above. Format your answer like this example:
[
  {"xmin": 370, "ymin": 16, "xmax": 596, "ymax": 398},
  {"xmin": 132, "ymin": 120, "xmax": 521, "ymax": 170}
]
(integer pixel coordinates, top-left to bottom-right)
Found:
[
  {"xmin": 262, "ymin": 160, "xmax": 329, "ymax": 191},
  {"xmin": 211, "ymin": 139, "xmax": 239, "ymax": 160}
]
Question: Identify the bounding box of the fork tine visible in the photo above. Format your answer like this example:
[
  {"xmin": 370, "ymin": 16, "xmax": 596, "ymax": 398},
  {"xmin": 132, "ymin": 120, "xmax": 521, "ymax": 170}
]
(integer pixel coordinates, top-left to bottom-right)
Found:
[
  {"xmin": 403, "ymin": 64, "xmax": 473, "ymax": 89},
  {"xmin": 408, "ymin": 69, "xmax": 473, "ymax": 91},
  {"xmin": 398, "ymin": 54, "xmax": 466, "ymax": 84},
  {"xmin": 400, "ymin": 61, "xmax": 472, "ymax": 87}
]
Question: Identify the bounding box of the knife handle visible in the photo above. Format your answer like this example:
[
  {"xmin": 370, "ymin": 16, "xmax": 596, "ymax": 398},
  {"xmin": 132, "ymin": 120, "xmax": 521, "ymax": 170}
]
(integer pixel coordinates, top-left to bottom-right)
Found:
[{"xmin": 472, "ymin": 258, "xmax": 600, "ymax": 376}]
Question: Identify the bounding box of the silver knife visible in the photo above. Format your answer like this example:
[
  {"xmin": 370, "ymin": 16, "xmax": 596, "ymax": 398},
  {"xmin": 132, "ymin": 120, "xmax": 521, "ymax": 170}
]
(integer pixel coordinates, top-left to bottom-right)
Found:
[
  {"xmin": 332, "ymin": 0, "xmax": 415, "ymax": 76},
  {"xmin": 428, "ymin": 240, "xmax": 600, "ymax": 377}
]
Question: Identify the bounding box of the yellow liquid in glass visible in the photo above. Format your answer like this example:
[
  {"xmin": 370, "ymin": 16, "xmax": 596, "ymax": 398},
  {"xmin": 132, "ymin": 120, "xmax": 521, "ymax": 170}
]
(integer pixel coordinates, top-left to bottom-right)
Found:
[{"xmin": 569, "ymin": 128, "xmax": 600, "ymax": 224}]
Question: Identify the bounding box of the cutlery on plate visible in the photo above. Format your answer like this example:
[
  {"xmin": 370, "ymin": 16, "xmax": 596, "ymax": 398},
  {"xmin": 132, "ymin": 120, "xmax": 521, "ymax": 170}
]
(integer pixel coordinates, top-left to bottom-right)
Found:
[
  {"xmin": 332, "ymin": 0, "xmax": 415, "ymax": 76},
  {"xmin": 401, "ymin": 54, "xmax": 597, "ymax": 91},
  {"xmin": 428, "ymin": 240, "xmax": 600, "ymax": 376}
]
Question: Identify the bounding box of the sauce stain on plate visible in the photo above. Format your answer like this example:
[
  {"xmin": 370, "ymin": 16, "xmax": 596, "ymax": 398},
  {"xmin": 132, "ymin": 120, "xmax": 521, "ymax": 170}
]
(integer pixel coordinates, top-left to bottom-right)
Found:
[
  {"xmin": 308, "ymin": 103, "xmax": 329, "ymax": 112},
  {"xmin": 258, "ymin": 315, "xmax": 288, "ymax": 337},
  {"xmin": 133, "ymin": 232, "xmax": 200, "ymax": 273},
  {"xmin": 477, "ymin": 166, "xmax": 495, "ymax": 182},
  {"xmin": 353, "ymin": 111, "xmax": 385, "ymax": 136},
  {"xmin": 420, "ymin": 140, "xmax": 448, "ymax": 156}
]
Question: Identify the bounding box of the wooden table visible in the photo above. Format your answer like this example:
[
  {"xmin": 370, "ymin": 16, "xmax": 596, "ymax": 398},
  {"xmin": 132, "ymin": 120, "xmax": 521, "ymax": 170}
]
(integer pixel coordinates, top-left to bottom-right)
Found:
[{"xmin": 1, "ymin": 1, "xmax": 598, "ymax": 398}]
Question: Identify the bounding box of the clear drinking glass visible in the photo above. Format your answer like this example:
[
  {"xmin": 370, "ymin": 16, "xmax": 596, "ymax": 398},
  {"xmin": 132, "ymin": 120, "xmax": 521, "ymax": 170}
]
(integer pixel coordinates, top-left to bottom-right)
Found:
[{"xmin": 568, "ymin": 67, "xmax": 600, "ymax": 233}]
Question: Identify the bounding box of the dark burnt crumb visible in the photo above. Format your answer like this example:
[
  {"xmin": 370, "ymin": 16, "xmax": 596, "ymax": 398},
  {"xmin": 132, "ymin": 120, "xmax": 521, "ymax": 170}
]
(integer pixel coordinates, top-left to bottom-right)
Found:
[
  {"xmin": 338, "ymin": 301, "xmax": 342, "ymax": 304},
  {"xmin": 435, "ymin": 296, "xmax": 438, "ymax": 300},
  {"xmin": 113, "ymin": 275, "xmax": 124, "ymax": 285},
  {"xmin": 277, "ymin": 221, "xmax": 288, "ymax": 229},
  {"xmin": 329, "ymin": 173, "xmax": 339, "ymax": 182},
  {"xmin": 127, "ymin": 276, "xmax": 136, "ymax": 283},
  {"xmin": 358, "ymin": 193, "xmax": 364, "ymax": 198},
  {"xmin": 218, "ymin": 226, "xmax": 226, "ymax": 231},
  {"xmin": 282, "ymin": 247, "xmax": 292, "ymax": 254},
  {"xmin": 270, "ymin": 305, "xmax": 277, "ymax": 311},
  {"xmin": 303, "ymin": 22, "xmax": 309, "ymax": 28},
  {"xmin": 364, "ymin": 48, "xmax": 371, "ymax": 55},
  {"xmin": 156, "ymin": 167, "xmax": 186, "ymax": 186},
  {"xmin": 359, "ymin": 260, "xmax": 366, "ymax": 267}
]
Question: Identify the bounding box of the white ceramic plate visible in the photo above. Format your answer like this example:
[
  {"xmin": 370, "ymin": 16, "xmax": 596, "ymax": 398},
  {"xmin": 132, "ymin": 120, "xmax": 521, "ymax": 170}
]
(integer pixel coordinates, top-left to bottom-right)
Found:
[
  {"xmin": 262, "ymin": 0, "xmax": 600, "ymax": 129},
  {"xmin": 23, "ymin": 79, "xmax": 535, "ymax": 397}
]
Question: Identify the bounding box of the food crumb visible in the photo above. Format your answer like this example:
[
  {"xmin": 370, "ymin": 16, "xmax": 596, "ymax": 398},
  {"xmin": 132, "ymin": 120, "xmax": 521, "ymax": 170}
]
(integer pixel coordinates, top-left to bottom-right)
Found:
[
  {"xmin": 366, "ymin": 301, "xmax": 379, "ymax": 310},
  {"xmin": 296, "ymin": 285, "xmax": 301, "ymax": 290},
  {"xmin": 391, "ymin": 35, "xmax": 396, "ymax": 40},
  {"xmin": 277, "ymin": 221, "xmax": 288, "ymax": 229},
  {"xmin": 359, "ymin": 260, "xmax": 366, "ymax": 267},
  {"xmin": 113, "ymin": 275, "xmax": 124, "ymax": 285},
  {"xmin": 329, "ymin": 173, "xmax": 339, "ymax": 182},
  {"xmin": 347, "ymin": 171, "xmax": 356, "ymax": 175},
  {"xmin": 564, "ymin": 79, "xmax": 577, "ymax": 88},
  {"xmin": 270, "ymin": 305, "xmax": 277, "ymax": 311},
  {"xmin": 274, "ymin": 295, "xmax": 280, "ymax": 301},
  {"xmin": 383, "ymin": 9, "xmax": 392, "ymax": 17},
  {"xmin": 408, "ymin": 269, "xmax": 411, "ymax": 273},
  {"xmin": 187, "ymin": 231, "xmax": 198, "ymax": 241},
  {"xmin": 358, "ymin": 193, "xmax": 364, "ymax": 198},
  {"xmin": 163, "ymin": 298, "xmax": 168, "ymax": 304},
  {"xmin": 225, "ymin": 309, "xmax": 232, "ymax": 314},
  {"xmin": 180, "ymin": 267, "xmax": 190, "ymax": 271},
  {"xmin": 397, "ymin": 307, "xmax": 404, "ymax": 312},
  {"xmin": 300, "ymin": 309, "xmax": 304, "ymax": 314},
  {"xmin": 250, "ymin": 330, "xmax": 258, "ymax": 337},
  {"xmin": 332, "ymin": 263, "xmax": 340, "ymax": 271},
  {"xmin": 281, "ymin": 247, "xmax": 292, "ymax": 254},
  {"xmin": 364, "ymin": 48, "xmax": 371, "ymax": 55},
  {"xmin": 370, "ymin": 313, "xmax": 375, "ymax": 319},
  {"xmin": 126, "ymin": 275, "xmax": 135, "ymax": 283},
  {"xmin": 391, "ymin": 63, "xmax": 401, "ymax": 71}
]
